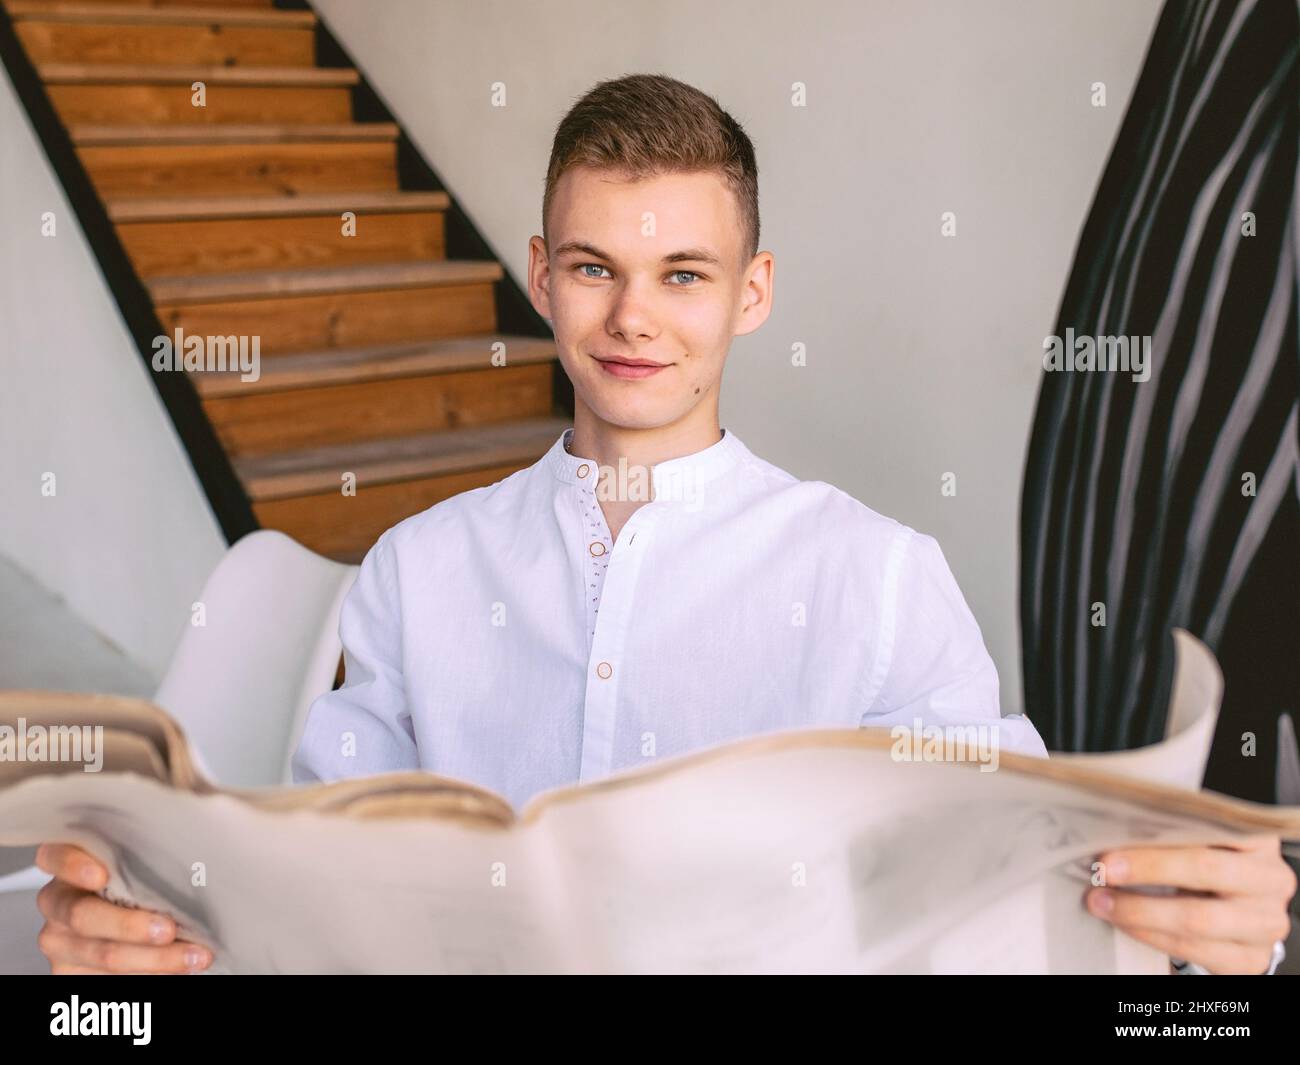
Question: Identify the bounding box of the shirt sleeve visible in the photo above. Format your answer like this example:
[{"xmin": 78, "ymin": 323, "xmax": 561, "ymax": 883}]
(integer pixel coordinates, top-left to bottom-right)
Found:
[
  {"xmin": 1173, "ymin": 938, "xmax": 1286, "ymax": 975},
  {"xmin": 859, "ymin": 528, "xmax": 1049, "ymax": 760},
  {"xmin": 290, "ymin": 530, "xmax": 420, "ymax": 783}
]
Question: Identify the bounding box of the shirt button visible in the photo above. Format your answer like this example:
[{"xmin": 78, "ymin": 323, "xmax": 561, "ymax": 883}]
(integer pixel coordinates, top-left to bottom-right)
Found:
[
  {"xmin": 589, "ymin": 541, "xmax": 606, "ymax": 556},
  {"xmin": 596, "ymin": 661, "xmax": 613, "ymax": 679},
  {"xmin": 576, "ymin": 464, "xmax": 590, "ymax": 478}
]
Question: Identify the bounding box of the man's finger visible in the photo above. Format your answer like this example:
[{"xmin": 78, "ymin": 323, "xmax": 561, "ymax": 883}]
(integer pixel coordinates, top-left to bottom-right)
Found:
[
  {"xmin": 1230, "ymin": 834, "xmax": 1285, "ymax": 856},
  {"xmin": 37, "ymin": 922, "xmax": 212, "ymax": 974},
  {"xmin": 36, "ymin": 879, "xmax": 176, "ymax": 945},
  {"xmin": 1087, "ymin": 887, "xmax": 1289, "ymax": 944},
  {"xmin": 1113, "ymin": 923, "xmax": 1279, "ymax": 975},
  {"xmin": 1095, "ymin": 845, "xmax": 1279, "ymax": 896},
  {"xmin": 34, "ymin": 844, "xmax": 108, "ymax": 891}
]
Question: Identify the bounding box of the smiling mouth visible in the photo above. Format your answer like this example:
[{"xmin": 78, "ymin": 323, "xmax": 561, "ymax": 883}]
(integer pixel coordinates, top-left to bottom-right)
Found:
[{"xmin": 590, "ymin": 353, "xmax": 671, "ymax": 379}]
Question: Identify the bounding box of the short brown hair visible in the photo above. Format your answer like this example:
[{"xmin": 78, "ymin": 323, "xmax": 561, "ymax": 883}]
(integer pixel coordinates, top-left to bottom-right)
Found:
[{"xmin": 543, "ymin": 73, "xmax": 760, "ymax": 264}]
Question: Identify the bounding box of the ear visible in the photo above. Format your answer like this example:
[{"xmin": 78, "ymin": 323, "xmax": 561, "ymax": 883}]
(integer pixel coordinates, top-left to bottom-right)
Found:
[
  {"xmin": 527, "ymin": 235, "xmax": 554, "ymax": 320},
  {"xmin": 734, "ymin": 251, "xmax": 775, "ymax": 338}
]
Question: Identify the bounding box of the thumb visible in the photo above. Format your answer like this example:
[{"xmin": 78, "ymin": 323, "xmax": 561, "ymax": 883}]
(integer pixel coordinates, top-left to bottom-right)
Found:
[{"xmin": 35, "ymin": 843, "xmax": 108, "ymax": 890}]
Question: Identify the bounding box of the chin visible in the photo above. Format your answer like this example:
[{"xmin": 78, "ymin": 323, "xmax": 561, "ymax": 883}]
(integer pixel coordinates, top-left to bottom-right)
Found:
[
  {"xmin": 581, "ymin": 391, "xmax": 682, "ymax": 431},
  {"xmin": 591, "ymin": 406, "xmax": 674, "ymax": 431}
]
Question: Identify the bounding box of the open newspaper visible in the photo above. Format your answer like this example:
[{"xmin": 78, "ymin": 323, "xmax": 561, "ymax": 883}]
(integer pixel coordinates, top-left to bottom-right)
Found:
[{"xmin": 1, "ymin": 631, "xmax": 1296, "ymax": 974}]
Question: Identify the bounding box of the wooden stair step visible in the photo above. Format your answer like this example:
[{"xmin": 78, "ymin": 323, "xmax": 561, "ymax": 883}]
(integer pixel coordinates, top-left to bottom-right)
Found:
[
  {"xmin": 203, "ymin": 362, "xmax": 556, "ymax": 456},
  {"xmin": 79, "ymin": 138, "xmax": 398, "ymax": 197},
  {"xmin": 39, "ymin": 62, "xmax": 357, "ymax": 85},
  {"xmin": 254, "ymin": 457, "xmax": 537, "ymax": 563},
  {"xmin": 118, "ymin": 203, "xmax": 447, "ymax": 278},
  {"xmin": 235, "ymin": 416, "xmax": 572, "ymax": 501},
  {"xmin": 148, "ymin": 260, "xmax": 504, "ymax": 304},
  {"xmin": 13, "ymin": 4, "xmax": 315, "ymax": 67},
  {"xmin": 108, "ymin": 190, "xmax": 448, "ymax": 222},
  {"xmin": 8, "ymin": 2, "xmax": 312, "ymax": 25},
  {"xmin": 113, "ymin": 194, "xmax": 452, "ymax": 276},
  {"xmin": 191, "ymin": 335, "xmax": 558, "ymax": 397},
  {"xmin": 71, "ymin": 122, "xmax": 397, "ymax": 145},
  {"xmin": 156, "ymin": 279, "xmax": 497, "ymax": 352},
  {"xmin": 48, "ymin": 72, "xmax": 354, "ymax": 124}
]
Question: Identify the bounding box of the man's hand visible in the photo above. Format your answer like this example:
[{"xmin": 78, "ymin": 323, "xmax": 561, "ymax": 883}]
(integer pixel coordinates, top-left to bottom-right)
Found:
[
  {"xmin": 34, "ymin": 843, "xmax": 214, "ymax": 975},
  {"xmin": 1085, "ymin": 834, "xmax": 1296, "ymax": 974}
]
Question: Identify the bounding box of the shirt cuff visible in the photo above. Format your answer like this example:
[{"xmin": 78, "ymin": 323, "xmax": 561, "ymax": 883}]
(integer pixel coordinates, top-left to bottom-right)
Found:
[{"xmin": 1171, "ymin": 938, "xmax": 1286, "ymax": 975}]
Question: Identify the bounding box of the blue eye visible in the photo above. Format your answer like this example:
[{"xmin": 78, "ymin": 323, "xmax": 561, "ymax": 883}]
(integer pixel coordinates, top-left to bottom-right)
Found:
[{"xmin": 575, "ymin": 264, "xmax": 701, "ymax": 285}]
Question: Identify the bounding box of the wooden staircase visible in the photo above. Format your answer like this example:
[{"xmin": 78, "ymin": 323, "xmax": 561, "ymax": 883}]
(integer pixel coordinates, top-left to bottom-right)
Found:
[{"xmin": 6, "ymin": 0, "xmax": 569, "ymax": 562}]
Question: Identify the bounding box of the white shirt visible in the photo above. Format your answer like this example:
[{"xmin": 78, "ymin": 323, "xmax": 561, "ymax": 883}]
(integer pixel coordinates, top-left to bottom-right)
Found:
[{"xmin": 292, "ymin": 426, "xmax": 1048, "ymax": 808}]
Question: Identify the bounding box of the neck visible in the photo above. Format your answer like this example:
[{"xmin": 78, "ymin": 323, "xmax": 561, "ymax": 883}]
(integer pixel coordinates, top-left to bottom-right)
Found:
[{"xmin": 568, "ymin": 401, "xmax": 722, "ymax": 484}]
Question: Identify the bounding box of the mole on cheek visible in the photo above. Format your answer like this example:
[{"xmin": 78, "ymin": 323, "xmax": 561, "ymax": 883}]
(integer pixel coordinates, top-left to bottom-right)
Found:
[{"xmin": 694, "ymin": 387, "xmax": 701, "ymax": 394}]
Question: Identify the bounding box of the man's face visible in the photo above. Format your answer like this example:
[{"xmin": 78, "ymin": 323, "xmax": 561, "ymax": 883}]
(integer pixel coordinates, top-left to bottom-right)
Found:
[{"xmin": 529, "ymin": 166, "xmax": 772, "ymax": 433}]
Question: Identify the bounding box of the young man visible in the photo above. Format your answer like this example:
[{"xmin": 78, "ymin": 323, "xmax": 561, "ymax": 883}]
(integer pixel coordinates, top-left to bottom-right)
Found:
[{"xmin": 36, "ymin": 74, "xmax": 1293, "ymax": 975}]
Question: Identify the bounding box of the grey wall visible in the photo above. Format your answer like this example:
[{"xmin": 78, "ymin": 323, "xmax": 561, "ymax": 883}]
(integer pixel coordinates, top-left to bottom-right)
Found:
[
  {"xmin": 311, "ymin": 0, "xmax": 1164, "ymax": 712},
  {"xmin": 0, "ymin": 64, "xmax": 225, "ymax": 681}
]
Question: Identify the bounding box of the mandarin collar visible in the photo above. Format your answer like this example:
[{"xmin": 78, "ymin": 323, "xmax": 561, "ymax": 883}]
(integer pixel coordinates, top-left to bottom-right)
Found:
[{"xmin": 544, "ymin": 426, "xmax": 745, "ymax": 503}]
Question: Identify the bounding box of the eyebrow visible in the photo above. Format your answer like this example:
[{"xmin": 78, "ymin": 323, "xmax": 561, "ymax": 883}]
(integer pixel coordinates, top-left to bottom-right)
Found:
[{"xmin": 552, "ymin": 241, "xmax": 723, "ymax": 267}]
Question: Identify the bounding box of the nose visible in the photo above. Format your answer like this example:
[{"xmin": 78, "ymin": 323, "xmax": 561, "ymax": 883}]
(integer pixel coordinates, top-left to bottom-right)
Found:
[{"xmin": 605, "ymin": 278, "xmax": 660, "ymax": 342}]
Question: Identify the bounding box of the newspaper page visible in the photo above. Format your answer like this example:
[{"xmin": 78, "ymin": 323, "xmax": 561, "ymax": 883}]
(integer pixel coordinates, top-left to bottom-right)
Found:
[{"xmin": 1, "ymin": 633, "xmax": 1294, "ymax": 973}]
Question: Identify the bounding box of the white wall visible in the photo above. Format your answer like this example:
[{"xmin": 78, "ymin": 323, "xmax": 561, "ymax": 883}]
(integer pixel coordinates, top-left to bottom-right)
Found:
[
  {"xmin": 313, "ymin": 0, "xmax": 1163, "ymax": 712},
  {"xmin": 0, "ymin": 64, "xmax": 226, "ymax": 680}
]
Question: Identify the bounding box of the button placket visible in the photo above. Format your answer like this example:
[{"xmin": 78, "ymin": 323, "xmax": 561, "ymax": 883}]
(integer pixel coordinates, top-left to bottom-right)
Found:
[
  {"xmin": 577, "ymin": 510, "xmax": 654, "ymax": 783},
  {"xmin": 580, "ymin": 472, "xmax": 614, "ymax": 646}
]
